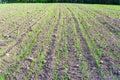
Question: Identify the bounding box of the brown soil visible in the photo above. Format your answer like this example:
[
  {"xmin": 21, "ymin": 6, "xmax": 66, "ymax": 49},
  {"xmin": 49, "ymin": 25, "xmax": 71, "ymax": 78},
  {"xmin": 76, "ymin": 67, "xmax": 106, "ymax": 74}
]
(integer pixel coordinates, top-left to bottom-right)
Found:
[{"xmin": 0, "ymin": 4, "xmax": 120, "ymax": 80}]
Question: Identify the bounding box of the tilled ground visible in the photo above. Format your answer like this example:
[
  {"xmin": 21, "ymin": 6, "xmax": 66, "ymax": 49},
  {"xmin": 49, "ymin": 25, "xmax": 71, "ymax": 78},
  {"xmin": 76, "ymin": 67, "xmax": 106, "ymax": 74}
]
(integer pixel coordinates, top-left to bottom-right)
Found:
[{"xmin": 0, "ymin": 3, "xmax": 120, "ymax": 80}]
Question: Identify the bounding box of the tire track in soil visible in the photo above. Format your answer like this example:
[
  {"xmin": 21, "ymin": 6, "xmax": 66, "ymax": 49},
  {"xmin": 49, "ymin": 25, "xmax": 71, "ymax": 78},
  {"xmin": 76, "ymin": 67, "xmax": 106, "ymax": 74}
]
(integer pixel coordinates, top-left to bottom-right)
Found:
[
  {"xmin": 0, "ymin": 5, "xmax": 31, "ymax": 24},
  {"xmin": 0, "ymin": 8, "xmax": 34, "ymax": 35},
  {"xmin": 5, "ymin": 14, "xmax": 45, "ymax": 54},
  {"xmin": 66, "ymin": 14, "xmax": 82, "ymax": 80},
  {"xmin": 0, "ymin": 17, "xmax": 33, "ymax": 44},
  {"xmin": 42, "ymin": 8, "xmax": 62, "ymax": 80},
  {"xmin": 5, "ymin": 16, "xmax": 33, "ymax": 38},
  {"xmin": 5, "ymin": 9, "xmax": 46, "ymax": 38},
  {"xmin": 0, "ymin": 11, "xmax": 38, "ymax": 52},
  {"xmin": 67, "ymin": 8, "xmax": 104, "ymax": 80}
]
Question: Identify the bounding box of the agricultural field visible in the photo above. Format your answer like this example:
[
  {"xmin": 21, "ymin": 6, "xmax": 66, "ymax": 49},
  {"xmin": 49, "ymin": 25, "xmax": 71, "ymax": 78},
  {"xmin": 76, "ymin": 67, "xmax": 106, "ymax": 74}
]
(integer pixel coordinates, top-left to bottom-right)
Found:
[{"xmin": 0, "ymin": 3, "xmax": 120, "ymax": 80}]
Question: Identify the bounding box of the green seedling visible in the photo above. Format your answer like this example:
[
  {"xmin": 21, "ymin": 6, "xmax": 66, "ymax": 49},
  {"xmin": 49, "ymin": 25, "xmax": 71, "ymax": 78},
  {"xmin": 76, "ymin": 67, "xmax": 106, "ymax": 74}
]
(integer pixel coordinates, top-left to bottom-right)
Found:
[
  {"xmin": 37, "ymin": 52, "xmax": 41, "ymax": 58},
  {"xmin": 39, "ymin": 52, "xmax": 46, "ymax": 70},
  {"xmin": 79, "ymin": 66, "xmax": 83, "ymax": 70},
  {"xmin": 0, "ymin": 74, "xmax": 5, "ymax": 80}
]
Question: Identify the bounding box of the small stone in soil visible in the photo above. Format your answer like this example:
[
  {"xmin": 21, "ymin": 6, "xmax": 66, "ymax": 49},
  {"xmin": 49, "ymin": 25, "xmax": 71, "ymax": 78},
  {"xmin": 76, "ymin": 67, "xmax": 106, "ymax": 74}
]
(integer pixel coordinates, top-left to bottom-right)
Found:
[
  {"xmin": 100, "ymin": 60, "xmax": 104, "ymax": 64},
  {"xmin": 26, "ymin": 57, "xmax": 34, "ymax": 62},
  {"xmin": 44, "ymin": 60, "xmax": 47, "ymax": 63},
  {"xmin": 6, "ymin": 53, "xmax": 10, "ymax": 56}
]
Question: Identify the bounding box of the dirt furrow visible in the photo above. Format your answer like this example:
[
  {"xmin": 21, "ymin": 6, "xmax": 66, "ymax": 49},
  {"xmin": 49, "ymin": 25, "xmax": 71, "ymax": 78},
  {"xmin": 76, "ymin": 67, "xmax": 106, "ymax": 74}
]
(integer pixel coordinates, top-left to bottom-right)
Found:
[
  {"xmin": 57, "ymin": 25, "xmax": 66, "ymax": 80},
  {"xmin": 55, "ymin": 11, "xmax": 69, "ymax": 79},
  {"xmin": 42, "ymin": 8, "xmax": 62, "ymax": 80},
  {"xmin": 67, "ymin": 8, "xmax": 104, "ymax": 80},
  {"xmin": 76, "ymin": 18, "xmax": 103, "ymax": 80},
  {"xmin": 66, "ymin": 17, "xmax": 82, "ymax": 80}
]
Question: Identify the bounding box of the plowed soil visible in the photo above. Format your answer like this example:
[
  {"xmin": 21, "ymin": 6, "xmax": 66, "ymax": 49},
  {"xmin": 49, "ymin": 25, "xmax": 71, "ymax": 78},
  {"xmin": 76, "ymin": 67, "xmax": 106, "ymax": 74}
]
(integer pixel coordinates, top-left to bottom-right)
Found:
[{"xmin": 0, "ymin": 4, "xmax": 120, "ymax": 80}]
